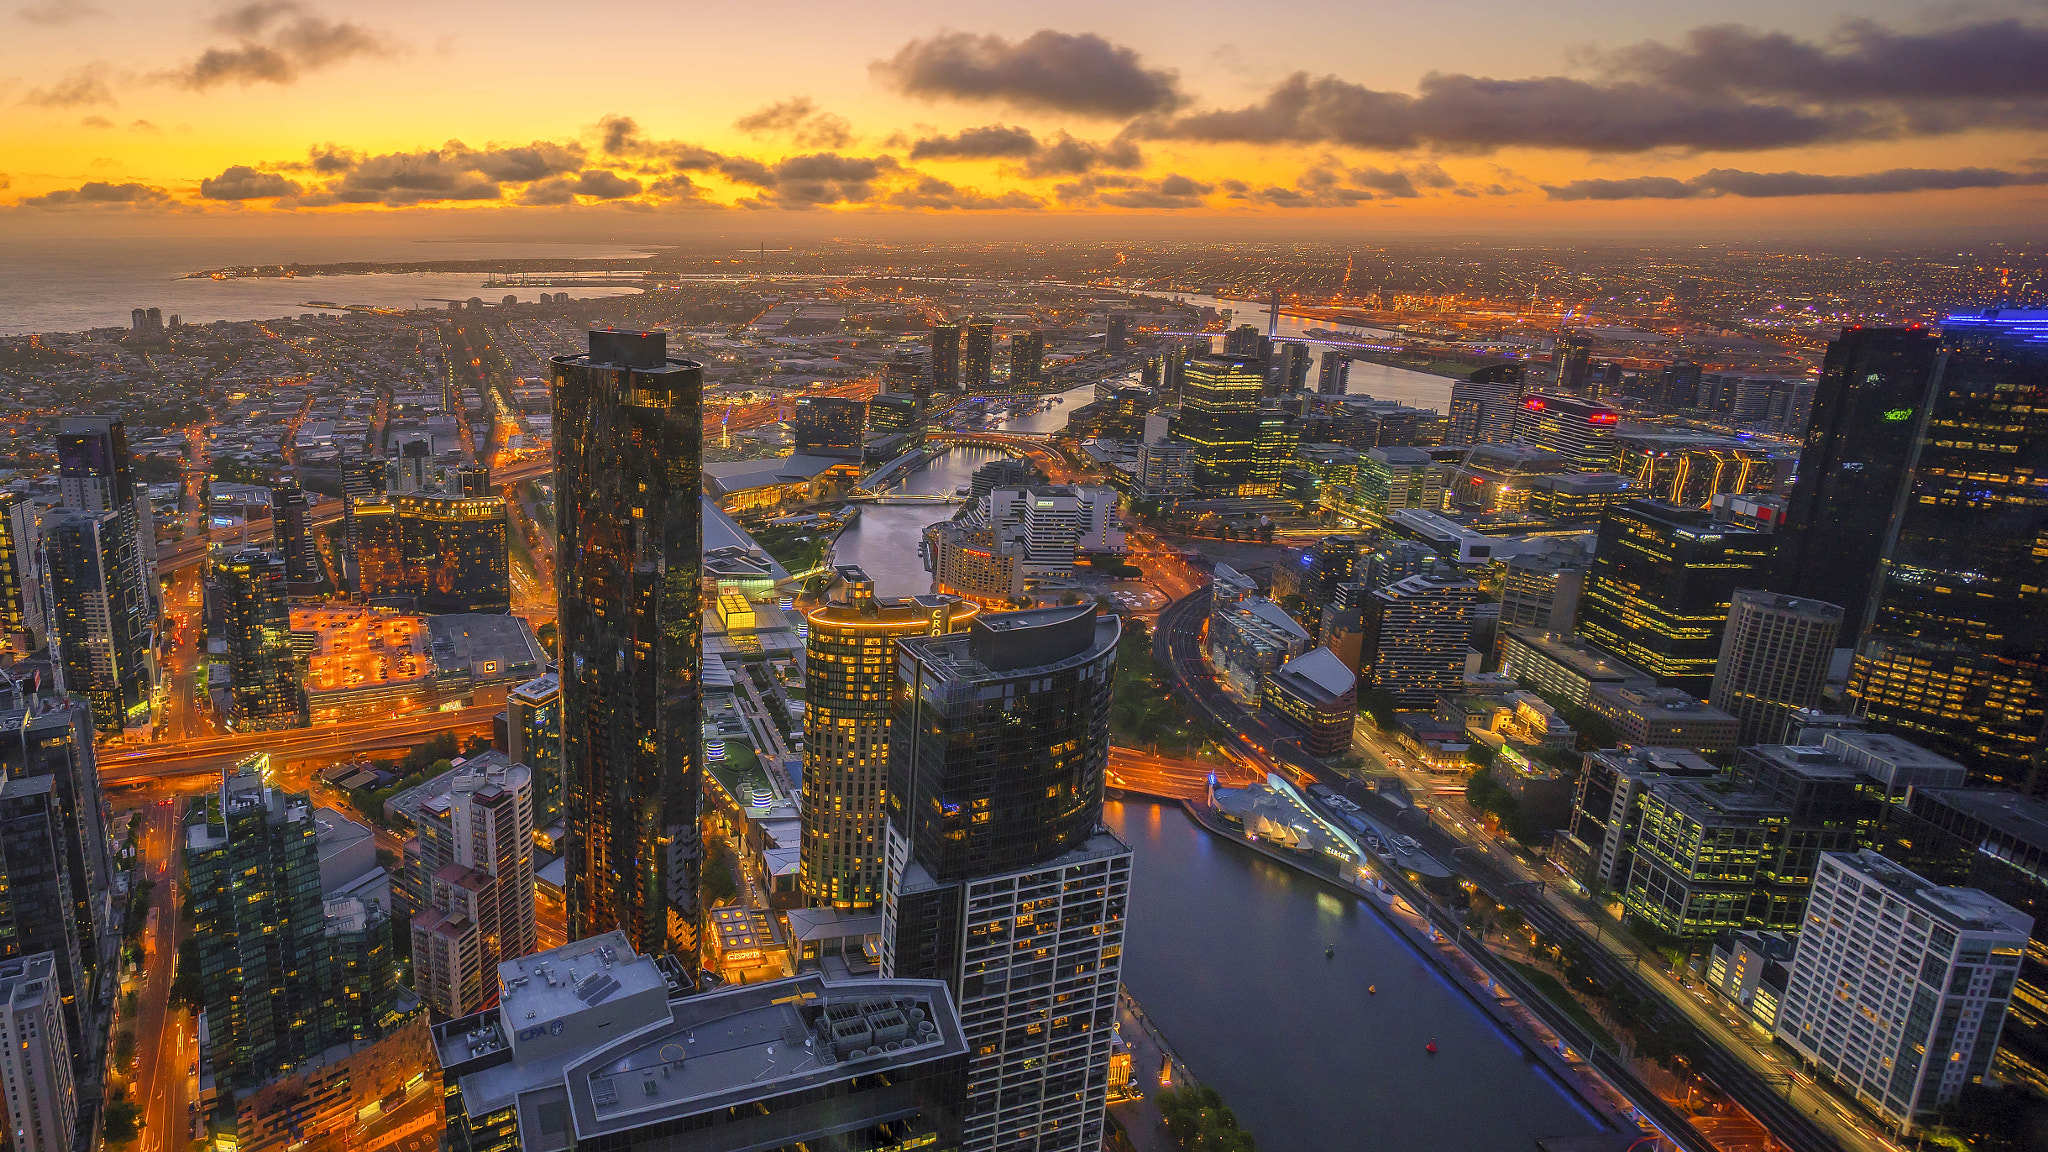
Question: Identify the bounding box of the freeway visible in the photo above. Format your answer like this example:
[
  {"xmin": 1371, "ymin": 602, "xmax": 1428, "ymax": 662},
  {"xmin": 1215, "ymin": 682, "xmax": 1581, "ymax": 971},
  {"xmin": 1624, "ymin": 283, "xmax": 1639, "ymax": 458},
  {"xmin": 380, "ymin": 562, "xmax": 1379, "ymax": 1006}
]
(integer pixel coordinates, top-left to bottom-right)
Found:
[
  {"xmin": 100, "ymin": 706, "xmax": 499, "ymax": 783},
  {"xmin": 1148, "ymin": 584, "xmax": 1862, "ymax": 1152}
]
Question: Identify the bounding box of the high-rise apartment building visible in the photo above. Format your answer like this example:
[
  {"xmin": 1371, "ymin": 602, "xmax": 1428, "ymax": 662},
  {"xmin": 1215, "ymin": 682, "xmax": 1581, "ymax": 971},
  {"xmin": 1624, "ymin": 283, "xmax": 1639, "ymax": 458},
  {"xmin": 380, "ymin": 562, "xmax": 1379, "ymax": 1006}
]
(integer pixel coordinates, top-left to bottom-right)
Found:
[
  {"xmin": 340, "ymin": 455, "xmax": 389, "ymax": 594},
  {"xmin": 886, "ymin": 347, "xmax": 930, "ymax": 400},
  {"xmin": 1496, "ymin": 540, "xmax": 1590, "ymax": 650},
  {"xmin": 56, "ymin": 415, "xmax": 155, "ymax": 615},
  {"xmin": 0, "ymin": 494, "xmax": 45, "ymax": 656},
  {"xmin": 1578, "ymin": 500, "xmax": 1772, "ymax": 696},
  {"xmin": 270, "ymin": 478, "xmax": 321, "ymax": 591},
  {"xmin": 1009, "ymin": 330, "xmax": 1045, "ymax": 389},
  {"xmin": 1776, "ymin": 850, "xmax": 2031, "ymax": 1134},
  {"xmin": 1345, "ymin": 446, "xmax": 1442, "ymax": 527},
  {"xmin": 1221, "ymin": 324, "xmax": 1267, "ymax": 361},
  {"xmin": 1316, "ymin": 351, "xmax": 1351, "ymax": 395},
  {"xmin": 44, "ymin": 510, "xmax": 154, "ymax": 734},
  {"xmin": 1360, "ymin": 571, "xmax": 1481, "ymax": 706},
  {"xmin": 801, "ymin": 567, "xmax": 975, "ymax": 911},
  {"xmin": 0, "ymin": 953, "xmax": 75, "ymax": 1152},
  {"xmin": 972, "ymin": 487, "xmax": 1123, "ymax": 579},
  {"xmin": 791, "ymin": 396, "xmax": 865, "ymax": 458},
  {"xmin": 884, "ymin": 606, "xmax": 1128, "ymax": 1152},
  {"xmin": 411, "ymin": 756, "xmax": 538, "ymax": 1019},
  {"xmin": 1284, "ymin": 536, "xmax": 1369, "ymax": 643},
  {"xmin": 185, "ymin": 755, "xmax": 326, "ymax": 1090},
  {"xmin": 553, "ymin": 329, "xmax": 703, "ymax": 964},
  {"xmin": 1711, "ymin": 591, "xmax": 1843, "ymax": 746},
  {"xmin": 396, "ymin": 489, "xmax": 509, "ymax": 614},
  {"xmin": 1106, "ymin": 313, "xmax": 1130, "ymax": 352},
  {"xmin": 1133, "ymin": 415, "xmax": 1195, "ymax": 499},
  {"xmin": 1447, "ymin": 364, "xmax": 1524, "ymax": 446},
  {"xmin": 964, "ymin": 320, "xmax": 995, "ymax": 393},
  {"xmin": 1177, "ymin": 354, "xmax": 1269, "ymax": 494},
  {"xmin": 1659, "ymin": 361, "xmax": 1702, "ymax": 409},
  {"xmin": 929, "ymin": 323, "xmax": 961, "ymax": 394},
  {"xmin": 1271, "ymin": 341, "xmax": 1312, "ymax": 395},
  {"xmin": 505, "ymin": 673, "xmax": 561, "ymax": 828},
  {"xmin": 1513, "ymin": 393, "xmax": 1620, "ymax": 471},
  {"xmin": 217, "ymin": 547, "xmax": 307, "ymax": 732},
  {"xmin": 1850, "ymin": 312, "xmax": 2048, "ymax": 793}
]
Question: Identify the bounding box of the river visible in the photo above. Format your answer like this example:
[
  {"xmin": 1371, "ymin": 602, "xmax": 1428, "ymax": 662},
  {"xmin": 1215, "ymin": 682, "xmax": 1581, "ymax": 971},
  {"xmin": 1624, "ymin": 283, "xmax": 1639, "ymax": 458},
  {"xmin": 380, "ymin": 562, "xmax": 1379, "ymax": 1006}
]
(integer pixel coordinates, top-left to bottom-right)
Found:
[{"xmin": 1105, "ymin": 799, "xmax": 1605, "ymax": 1151}]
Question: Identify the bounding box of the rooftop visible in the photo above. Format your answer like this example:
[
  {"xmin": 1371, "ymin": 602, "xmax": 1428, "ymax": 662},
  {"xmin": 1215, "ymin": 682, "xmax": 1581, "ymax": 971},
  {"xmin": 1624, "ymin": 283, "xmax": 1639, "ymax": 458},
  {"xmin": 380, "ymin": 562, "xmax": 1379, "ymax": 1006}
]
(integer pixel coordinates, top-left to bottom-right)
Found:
[
  {"xmin": 1916, "ymin": 788, "xmax": 2048, "ymax": 851},
  {"xmin": 1828, "ymin": 850, "xmax": 2033, "ymax": 937},
  {"xmin": 1269, "ymin": 647, "xmax": 1357, "ymax": 703},
  {"xmin": 427, "ymin": 613, "xmax": 546, "ymax": 681},
  {"xmin": 701, "ymin": 454, "xmax": 856, "ymax": 497}
]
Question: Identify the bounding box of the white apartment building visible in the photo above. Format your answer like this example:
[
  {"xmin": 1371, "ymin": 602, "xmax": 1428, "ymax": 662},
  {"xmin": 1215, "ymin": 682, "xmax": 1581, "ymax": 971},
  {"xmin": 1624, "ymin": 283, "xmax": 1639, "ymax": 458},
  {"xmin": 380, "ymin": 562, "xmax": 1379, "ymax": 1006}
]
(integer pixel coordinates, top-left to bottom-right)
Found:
[{"xmin": 0, "ymin": 954, "xmax": 75, "ymax": 1152}]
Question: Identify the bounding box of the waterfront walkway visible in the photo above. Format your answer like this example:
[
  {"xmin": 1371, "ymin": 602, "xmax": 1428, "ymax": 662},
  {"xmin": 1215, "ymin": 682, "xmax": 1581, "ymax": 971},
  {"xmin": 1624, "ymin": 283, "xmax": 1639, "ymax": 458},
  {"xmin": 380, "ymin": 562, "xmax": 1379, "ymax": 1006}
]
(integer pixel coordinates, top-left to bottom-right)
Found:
[{"xmin": 1108, "ymin": 989, "xmax": 1200, "ymax": 1152}]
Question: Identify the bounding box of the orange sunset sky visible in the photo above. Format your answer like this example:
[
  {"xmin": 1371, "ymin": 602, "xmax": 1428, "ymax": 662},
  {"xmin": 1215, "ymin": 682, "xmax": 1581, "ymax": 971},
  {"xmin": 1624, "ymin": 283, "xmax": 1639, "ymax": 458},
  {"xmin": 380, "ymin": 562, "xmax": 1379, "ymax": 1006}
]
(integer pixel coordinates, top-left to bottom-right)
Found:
[{"xmin": 6, "ymin": 0, "xmax": 2048, "ymax": 236}]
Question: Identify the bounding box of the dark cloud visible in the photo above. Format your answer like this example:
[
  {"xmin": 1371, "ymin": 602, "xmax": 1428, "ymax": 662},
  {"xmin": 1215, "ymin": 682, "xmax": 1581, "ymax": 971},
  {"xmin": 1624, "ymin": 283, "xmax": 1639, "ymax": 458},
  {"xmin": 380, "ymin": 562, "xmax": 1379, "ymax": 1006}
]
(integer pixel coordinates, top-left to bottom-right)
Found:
[
  {"xmin": 908, "ymin": 124, "xmax": 1039, "ymax": 161},
  {"xmin": 128, "ymin": 118, "xmax": 160, "ymax": 133},
  {"xmin": 199, "ymin": 164, "xmax": 302, "ymax": 199},
  {"xmin": 20, "ymin": 181, "xmax": 171, "ymax": 207},
  {"xmin": 1542, "ymin": 166, "xmax": 2048, "ymax": 200},
  {"xmin": 733, "ymin": 97, "xmax": 853, "ymax": 148},
  {"xmin": 570, "ymin": 169, "xmax": 641, "ymax": 199},
  {"xmin": 467, "ymin": 142, "xmax": 584, "ymax": 182},
  {"xmin": 79, "ymin": 114, "xmax": 114, "ymax": 129},
  {"xmin": 597, "ymin": 115, "xmax": 645, "ymax": 157},
  {"xmin": 1017, "ymin": 131, "xmax": 1142, "ymax": 177},
  {"xmin": 1055, "ymin": 172, "xmax": 1212, "ymax": 209},
  {"xmin": 741, "ymin": 152, "xmax": 901, "ymax": 208},
  {"xmin": 23, "ymin": 64, "xmax": 114, "ymax": 108},
  {"xmin": 171, "ymin": 3, "xmax": 392, "ymax": 89},
  {"xmin": 874, "ymin": 29, "xmax": 1184, "ymax": 117},
  {"xmin": 16, "ymin": 0, "xmax": 100, "ymax": 25},
  {"xmin": 1614, "ymin": 18, "xmax": 2048, "ymax": 103},
  {"xmin": 1153, "ymin": 70, "xmax": 1870, "ymax": 154},
  {"xmin": 884, "ymin": 175, "xmax": 1042, "ymax": 210},
  {"xmin": 0, "ymin": 175, "xmax": 9, "ymax": 191}
]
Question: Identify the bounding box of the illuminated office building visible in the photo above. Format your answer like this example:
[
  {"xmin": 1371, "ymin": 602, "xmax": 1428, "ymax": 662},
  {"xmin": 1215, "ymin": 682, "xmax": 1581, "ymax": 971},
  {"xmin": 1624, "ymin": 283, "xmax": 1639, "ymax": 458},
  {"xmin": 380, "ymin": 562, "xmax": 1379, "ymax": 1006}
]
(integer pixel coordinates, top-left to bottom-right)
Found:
[
  {"xmin": 350, "ymin": 496, "xmax": 408, "ymax": 602},
  {"xmin": 397, "ymin": 490, "xmax": 509, "ymax": 615},
  {"xmin": 1009, "ymin": 330, "xmax": 1045, "ymax": 389},
  {"xmin": 1447, "ymin": 364, "xmax": 1524, "ymax": 446},
  {"xmin": 553, "ymin": 329, "xmax": 703, "ymax": 964},
  {"xmin": 792, "ymin": 396, "xmax": 865, "ymax": 459},
  {"xmin": 884, "ymin": 605, "xmax": 1127, "ymax": 1152},
  {"xmin": 1577, "ymin": 500, "xmax": 1771, "ymax": 696},
  {"xmin": 340, "ymin": 455, "xmax": 389, "ymax": 594},
  {"xmin": 1513, "ymin": 393, "xmax": 1620, "ymax": 471},
  {"xmin": 217, "ymin": 547, "xmax": 307, "ymax": 732},
  {"xmin": 56, "ymin": 415, "xmax": 155, "ymax": 615},
  {"xmin": 929, "ymin": 324, "xmax": 961, "ymax": 394},
  {"xmin": 885, "ymin": 347, "xmax": 929, "ymax": 399},
  {"xmin": 0, "ymin": 493, "xmax": 44, "ymax": 655},
  {"xmin": 44, "ymin": 510, "xmax": 154, "ymax": 734},
  {"xmin": 1272, "ymin": 341, "xmax": 1312, "ymax": 395},
  {"xmin": 1770, "ymin": 326, "xmax": 1942, "ymax": 634},
  {"xmin": 801, "ymin": 567, "xmax": 975, "ymax": 910},
  {"xmin": 1850, "ymin": 312, "xmax": 2048, "ymax": 793},
  {"xmin": 1553, "ymin": 332, "xmax": 1595, "ymax": 392},
  {"xmin": 270, "ymin": 478, "xmax": 322, "ymax": 591},
  {"xmin": 1359, "ymin": 571, "xmax": 1481, "ymax": 706},
  {"xmin": 1177, "ymin": 354, "xmax": 1270, "ymax": 494},
  {"xmin": 505, "ymin": 673, "xmax": 562, "ymax": 828},
  {"xmin": 964, "ymin": 320, "xmax": 995, "ymax": 393},
  {"xmin": 0, "ymin": 953, "xmax": 75, "ymax": 1152},
  {"xmin": 1616, "ymin": 435, "xmax": 1776, "ymax": 507}
]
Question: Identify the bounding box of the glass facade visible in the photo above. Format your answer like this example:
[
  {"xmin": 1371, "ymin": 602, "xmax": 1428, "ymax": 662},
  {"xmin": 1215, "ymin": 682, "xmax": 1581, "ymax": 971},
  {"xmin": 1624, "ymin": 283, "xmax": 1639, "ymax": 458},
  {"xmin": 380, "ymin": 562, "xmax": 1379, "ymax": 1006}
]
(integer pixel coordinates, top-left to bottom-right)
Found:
[
  {"xmin": 398, "ymin": 491, "xmax": 510, "ymax": 614},
  {"xmin": 802, "ymin": 568, "xmax": 975, "ymax": 909},
  {"xmin": 1578, "ymin": 499, "xmax": 1771, "ymax": 696},
  {"xmin": 929, "ymin": 324, "xmax": 960, "ymax": 394},
  {"xmin": 1770, "ymin": 327, "xmax": 1941, "ymax": 632},
  {"xmin": 44, "ymin": 511, "xmax": 153, "ymax": 733},
  {"xmin": 1176, "ymin": 354, "xmax": 1271, "ymax": 495},
  {"xmin": 554, "ymin": 329, "xmax": 704, "ymax": 965},
  {"xmin": 217, "ymin": 547, "xmax": 307, "ymax": 731},
  {"xmin": 1850, "ymin": 311, "xmax": 2048, "ymax": 794},
  {"xmin": 1008, "ymin": 330, "xmax": 1044, "ymax": 389},
  {"xmin": 963, "ymin": 320, "xmax": 994, "ymax": 393},
  {"xmin": 793, "ymin": 397, "xmax": 866, "ymax": 457}
]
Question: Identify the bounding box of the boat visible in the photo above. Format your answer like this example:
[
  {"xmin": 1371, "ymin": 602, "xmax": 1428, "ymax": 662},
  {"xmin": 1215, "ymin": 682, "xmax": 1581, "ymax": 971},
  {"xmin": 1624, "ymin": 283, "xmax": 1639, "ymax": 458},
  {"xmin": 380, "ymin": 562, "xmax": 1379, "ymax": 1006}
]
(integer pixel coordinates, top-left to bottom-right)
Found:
[
  {"xmin": 1425, "ymin": 1040, "xmax": 1438, "ymax": 1054},
  {"xmin": 1367, "ymin": 985, "xmax": 1376, "ymax": 994},
  {"xmin": 1325, "ymin": 946, "xmax": 1334, "ymax": 959}
]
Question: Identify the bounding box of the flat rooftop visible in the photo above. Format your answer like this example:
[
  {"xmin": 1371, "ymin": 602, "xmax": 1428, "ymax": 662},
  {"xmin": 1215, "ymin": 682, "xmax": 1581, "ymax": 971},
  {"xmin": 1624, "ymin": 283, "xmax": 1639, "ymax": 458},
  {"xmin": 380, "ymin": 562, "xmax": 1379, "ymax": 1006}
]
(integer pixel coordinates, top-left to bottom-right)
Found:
[
  {"xmin": 1831, "ymin": 849, "xmax": 2033, "ymax": 936},
  {"xmin": 1918, "ymin": 788, "xmax": 2048, "ymax": 851}
]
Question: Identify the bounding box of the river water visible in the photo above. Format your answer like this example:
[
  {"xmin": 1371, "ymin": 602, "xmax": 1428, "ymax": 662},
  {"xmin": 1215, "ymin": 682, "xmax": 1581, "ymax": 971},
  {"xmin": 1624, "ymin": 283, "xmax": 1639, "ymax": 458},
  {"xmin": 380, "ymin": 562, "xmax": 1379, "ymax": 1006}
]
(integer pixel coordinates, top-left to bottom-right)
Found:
[{"xmin": 1105, "ymin": 800, "xmax": 1604, "ymax": 1151}]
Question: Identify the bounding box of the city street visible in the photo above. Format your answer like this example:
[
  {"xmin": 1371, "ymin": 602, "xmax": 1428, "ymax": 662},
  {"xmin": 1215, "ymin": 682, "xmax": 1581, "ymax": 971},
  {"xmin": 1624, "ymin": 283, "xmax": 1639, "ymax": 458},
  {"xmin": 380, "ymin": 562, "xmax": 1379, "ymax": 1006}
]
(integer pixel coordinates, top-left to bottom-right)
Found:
[{"xmin": 121, "ymin": 797, "xmax": 193, "ymax": 1152}]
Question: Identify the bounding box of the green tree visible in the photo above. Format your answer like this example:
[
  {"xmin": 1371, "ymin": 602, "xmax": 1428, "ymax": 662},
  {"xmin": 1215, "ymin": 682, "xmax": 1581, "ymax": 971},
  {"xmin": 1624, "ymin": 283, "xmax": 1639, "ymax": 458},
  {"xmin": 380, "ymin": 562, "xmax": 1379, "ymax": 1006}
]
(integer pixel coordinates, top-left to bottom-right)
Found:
[{"xmin": 103, "ymin": 1091, "xmax": 142, "ymax": 1145}]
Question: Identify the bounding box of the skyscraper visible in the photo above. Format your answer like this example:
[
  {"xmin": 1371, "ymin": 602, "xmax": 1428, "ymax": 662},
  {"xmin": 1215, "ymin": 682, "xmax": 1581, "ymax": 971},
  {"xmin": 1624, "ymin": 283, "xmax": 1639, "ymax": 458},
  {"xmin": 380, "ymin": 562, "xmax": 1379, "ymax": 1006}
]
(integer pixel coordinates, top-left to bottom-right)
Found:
[
  {"xmin": 1851, "ymin": 312, "xmax": 2048, "ymax": 793},
  {"xmin": 1577, "ymin": 500, "xmax": 1772, "ymax": 695},
  {"xmin": 410, "ymin": 755, "xmax": 538, "ymax": 1019},
  {"xmin": 1659, "ymin": 361, "xmax": 1703, "ymax": 409},
  {"xmin": 553, "ymin": 329, "xmax": 703, "ymax": 964},
  {"xmin": 801, "ymin": 567, "xmax": 975, "ymax": 910},
  {"xmin": 339, "ymin": 455, "xmax": 389, "ymax": 594},
  {"xmin": 217, "ymin": 547, "xmax": 307, "ymax": 732},
  {"xmin": 1553, "ymin": 332, "xmax": 1594, "ymax": 392},
  {"xmin": 1770, "ymin": 327, "xmax": 1941, "ymax": 637},
  {"xmin": 56, "ymin": 415, "xmax": 155, "ymax": 615},
  {"xmin": 886, "ymin": 347, "xmax": 930, "ymax": 400},
  {"xmin": 270, "ymin": 478, "xmax": 322, "ymax": 591},
  {"xmin": 929, "ymin": 324, "xmax": 961, "ymax": 394},
  {"xmin": 1177, "ymin": 353, "xmax": 1269, "ymax": 494},
  {"xmin": 1513, "ymin": 393, "xmax": 1621, "ymax": 471},
  {"xmin": 1009, "ymin": 330, "xmax": 1045, "ymax": 389},
  {"xmin": 964, "ymin": 319, "xmax": 995, "ymax": 393},
  {"xmin": 1272, "ymin": 341, "xmax": 1312, "ymax": 394},
  {"xmin": 1775, "ymin": 850, "xmax": 2031, "ymax": 1135},
  {"xmin": 505, "ymin": 672, "xmax": 561, "ymax": 827},
  {"xmin": 1359, "ymin": 571, "xmax": 1481, "ymax": 706},
  {"xmin": 1711, "ymin": 591, "xmax": 1843, "ymax": 746},
  {"xmin": 884, "ymin": 605, "xmax": 1127, "ymax": 1152},
  {"xmin": 396, "ymin": 489, "xmax": 509, "ymax": 614},
  {"xmin": 0, "ymin": 954, "xmax": 75, "ymax": 1152},
  {"xmin": 1106, "ymin": 312, "xmax": 1130, "ymax": 352},
  {"xmin": 1222, "ymin": 324, "xmax": 1268, "ymax": 361},
  {"xmin": 43, "ymin": 510, "xmax": 154, "ymax": 734},
  {"xmin": 792, "ymin": 396, "xmax": 866, "ymax": 458},
  {"xmin": 185, "ymin": 755, "xmax": 326, "ymax": 1091},
  {"xmin": 1447, "ymin": 364, "xmax": 1524, "ymax": 446},
  {"xmin": 0, "ymin": 494, "xmax": 44, "ymax": 657},
  {"xmin": 1316, "ymin": 351, "xmax": 1351, "ymax": 395}
]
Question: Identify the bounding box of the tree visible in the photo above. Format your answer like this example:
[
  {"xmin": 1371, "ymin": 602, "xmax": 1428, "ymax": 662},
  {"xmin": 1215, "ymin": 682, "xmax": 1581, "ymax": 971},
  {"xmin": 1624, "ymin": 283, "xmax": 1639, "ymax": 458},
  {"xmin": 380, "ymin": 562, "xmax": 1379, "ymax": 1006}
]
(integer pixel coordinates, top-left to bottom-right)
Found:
[
  {"xmin": 103, "ymin": 1091, "xmax": 141, "ymax": 1145},
  {"xmin": 537, "ymin": 620, "xmax": 559, "ymax": 658},
  {"xmin": 1358, "ymin": 688, "xmax": 1401, "ymax": 730}
]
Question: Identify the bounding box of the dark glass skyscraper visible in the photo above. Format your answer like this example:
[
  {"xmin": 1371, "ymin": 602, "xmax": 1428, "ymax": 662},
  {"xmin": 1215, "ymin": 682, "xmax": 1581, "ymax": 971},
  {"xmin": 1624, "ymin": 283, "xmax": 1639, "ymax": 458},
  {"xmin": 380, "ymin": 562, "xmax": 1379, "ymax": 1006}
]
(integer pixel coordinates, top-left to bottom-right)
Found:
[
  {"xmin": 396, "ymin": 490, "xmax": 509, "ymax": 614},
  {"xmin": 44, "ymin": 511, "xmax": 153, "ymax": 734},
  {"xmin": 217, "ymin": 547, "xmax": 306, "ymax": 732},
  {"xmin": 1578, "ymin": 499, "xmax": 1772, "ymax": 695},
  {"xmin": 269, "ymin": 478, "xmax": 321, "ymax": 591},
  {"xmin": 1770, "ymin": 327, "xmax": 1941, "ymax": 634},
  {"xmin": 1008, "ymin": 330, "xmax": 1044, "ymax": 389},
  {"xmin": 339, "ymin": 455, "xmax": 388, "ymax": 594},
  {"xmin": 553, "ymin": 329, "xmax": 703, "ymax": 964},
  {"xmin": 963, "ymin": 319, "xmax": 994, "ymax": 393},
  {"xmin": 792, "ymin": 396, "xmax": 865, "ymax": 458},
  {"xmin": 929, "ymin": 323, "xmax": 961, "ymax": 394},
  {"xmin": 1177, "ymin": 353, "xmax": 1269, "ymax": 494},
  {"xmin": 1850, "ymin": 311, "xmax": 2048, "ymax": 793}
]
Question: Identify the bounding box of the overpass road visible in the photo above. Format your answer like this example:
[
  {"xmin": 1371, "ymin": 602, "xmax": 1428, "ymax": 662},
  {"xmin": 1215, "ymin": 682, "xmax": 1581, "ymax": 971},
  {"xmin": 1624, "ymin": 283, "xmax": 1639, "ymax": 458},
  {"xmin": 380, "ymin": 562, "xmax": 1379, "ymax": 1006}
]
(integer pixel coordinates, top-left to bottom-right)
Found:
[{"xmin": 100, "ymin": 706, "xmax": 499, "ymax": 784}]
